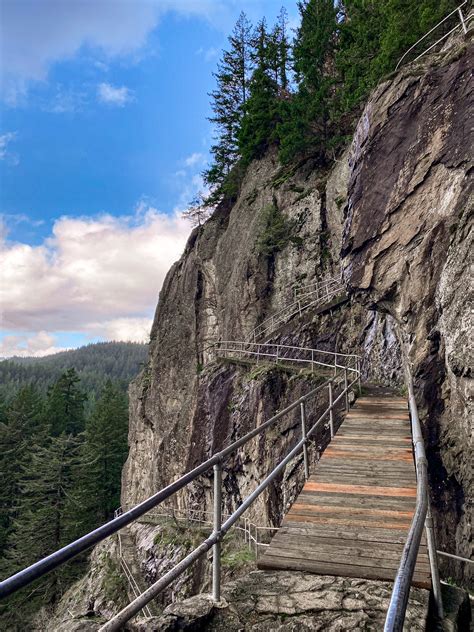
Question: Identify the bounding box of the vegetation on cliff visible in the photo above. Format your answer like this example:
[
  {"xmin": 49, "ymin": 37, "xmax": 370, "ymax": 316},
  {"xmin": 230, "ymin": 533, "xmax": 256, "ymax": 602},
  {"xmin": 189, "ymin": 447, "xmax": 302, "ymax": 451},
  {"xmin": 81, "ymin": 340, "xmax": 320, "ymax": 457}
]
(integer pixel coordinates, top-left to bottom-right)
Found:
[{"xmin": 204, "ymin": 0, "xmax": 459, "ymax": 204}]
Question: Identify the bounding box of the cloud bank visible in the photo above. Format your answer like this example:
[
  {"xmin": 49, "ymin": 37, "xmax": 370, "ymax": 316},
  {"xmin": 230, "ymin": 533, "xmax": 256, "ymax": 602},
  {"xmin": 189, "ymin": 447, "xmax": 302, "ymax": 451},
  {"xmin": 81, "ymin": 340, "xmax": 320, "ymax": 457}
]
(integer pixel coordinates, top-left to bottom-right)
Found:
[{"xmin": 0, "ymin": 207, "xmax": 190, "ymax": 355}]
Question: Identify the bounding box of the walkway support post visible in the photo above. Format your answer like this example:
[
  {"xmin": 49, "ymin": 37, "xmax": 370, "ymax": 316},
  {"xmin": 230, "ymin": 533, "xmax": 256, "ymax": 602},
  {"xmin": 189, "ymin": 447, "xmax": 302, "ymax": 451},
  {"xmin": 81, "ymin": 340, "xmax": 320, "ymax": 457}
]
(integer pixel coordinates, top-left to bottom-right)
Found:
[
  {"xmin": 212, "ymin": 461, "xmax": 222, "ymax": 602},
  {"xmin": 300, "ymin": 402, "xmax": 310, "ymax": 479},
  {"xmin": 458, "ymin": 6, "xmax": 467, "ymax": 33},
  {"xmin": 344, "ymin": 368, "xmax": 349, "ymax": 412},
  {"xmin": 425, "ymin": 504, "xmax": 443, "ymax": 619},
  {"xmin": 328, "ymin": 380, "xmax": 334, "ymax": 438}
]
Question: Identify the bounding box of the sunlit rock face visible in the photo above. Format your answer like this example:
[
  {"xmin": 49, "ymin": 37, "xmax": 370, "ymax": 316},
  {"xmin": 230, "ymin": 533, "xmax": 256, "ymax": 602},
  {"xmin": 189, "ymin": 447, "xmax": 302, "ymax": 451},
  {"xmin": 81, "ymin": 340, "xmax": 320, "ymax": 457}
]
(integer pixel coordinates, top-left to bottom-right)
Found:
[{"xmin": 342, "ymin": 40, "xmax": 473, "ymax": 583}]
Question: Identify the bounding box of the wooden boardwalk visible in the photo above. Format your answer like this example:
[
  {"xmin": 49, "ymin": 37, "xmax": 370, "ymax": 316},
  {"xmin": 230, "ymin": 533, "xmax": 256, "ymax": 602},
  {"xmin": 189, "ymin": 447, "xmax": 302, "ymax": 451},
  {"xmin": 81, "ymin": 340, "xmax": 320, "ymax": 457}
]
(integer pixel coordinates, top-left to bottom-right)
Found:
[{"xmin": 258, "ymin": 394, "xmax": 431, "ymax": 588}]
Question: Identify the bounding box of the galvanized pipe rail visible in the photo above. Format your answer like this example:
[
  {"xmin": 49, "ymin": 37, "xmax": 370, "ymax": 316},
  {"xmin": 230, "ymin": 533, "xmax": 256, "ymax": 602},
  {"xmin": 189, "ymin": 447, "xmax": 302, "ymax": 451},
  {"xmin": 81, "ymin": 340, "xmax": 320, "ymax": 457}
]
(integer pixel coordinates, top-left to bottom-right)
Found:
[
  {"xmin": 395, "ymin": 1, "xmax": 473, "ymax": 70},
  {"xmin": 99, "ymin": 368, "xmax": 358, "ymax": 631},
  {"xmin": 0, "ymin": 341, "xmax": 360, "ymax": 628},
  {"xmin": 384, "ymin": 371, "xmax": 443, "ymax": 631},
  {"xmin": 249, "ymin": 275, "xmax": 345, "ymax": 342}
]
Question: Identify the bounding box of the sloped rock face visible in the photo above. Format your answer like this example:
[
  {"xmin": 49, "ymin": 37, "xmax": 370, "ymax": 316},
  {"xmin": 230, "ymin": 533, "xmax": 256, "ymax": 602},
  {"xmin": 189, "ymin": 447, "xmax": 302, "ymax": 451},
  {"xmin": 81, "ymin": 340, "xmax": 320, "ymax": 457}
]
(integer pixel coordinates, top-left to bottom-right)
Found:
[
  {"xmin": 342, "ymin": 40, "xmax": 473, "ymax": 583},
  {"xmin": 129, "ymin": 571, "xmax": 429, "ymax": 631}
]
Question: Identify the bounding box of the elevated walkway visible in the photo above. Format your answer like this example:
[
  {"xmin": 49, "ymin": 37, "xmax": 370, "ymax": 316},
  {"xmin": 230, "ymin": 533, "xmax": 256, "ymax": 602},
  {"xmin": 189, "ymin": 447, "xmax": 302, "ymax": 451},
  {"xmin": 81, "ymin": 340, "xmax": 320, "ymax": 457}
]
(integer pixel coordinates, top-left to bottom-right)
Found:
[{"xmin": 259, "ymin": 393, "xmax": 432, "ymax": 589}]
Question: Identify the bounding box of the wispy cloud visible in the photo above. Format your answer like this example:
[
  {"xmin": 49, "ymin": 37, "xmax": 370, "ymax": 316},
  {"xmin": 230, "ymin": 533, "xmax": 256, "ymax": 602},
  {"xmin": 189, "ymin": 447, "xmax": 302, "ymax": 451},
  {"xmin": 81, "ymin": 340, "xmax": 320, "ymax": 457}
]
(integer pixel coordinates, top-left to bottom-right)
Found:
[
  {"xmin": 196, "ymin": 46, "xmax": 219, "ymax": 62},
  {"xmin": 0, "ymin": 132, "xmax": 19, "ymax": 165},
  {"xmin": 97, "ymin": 82, "xmax": 134, "ymax": 107},
  {"xmin": 184, "ymin": 152, "xmax": 205, "ymax": 167}
]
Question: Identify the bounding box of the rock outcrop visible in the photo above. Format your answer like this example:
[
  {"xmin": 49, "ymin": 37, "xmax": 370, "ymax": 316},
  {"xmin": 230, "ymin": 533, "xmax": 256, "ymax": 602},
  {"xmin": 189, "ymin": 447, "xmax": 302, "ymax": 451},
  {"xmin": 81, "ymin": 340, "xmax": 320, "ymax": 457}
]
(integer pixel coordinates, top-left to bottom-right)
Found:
[
  {"xmin": 52, "ymin": 32, "xmax": 472, "ymax": 629},
  {"xmin": 342, "ymin": 39, "xmax": 473, "ymax": 584},
  {"xmin": 128, "ymin": 571, "xmax": 430, "ymax": 632}
]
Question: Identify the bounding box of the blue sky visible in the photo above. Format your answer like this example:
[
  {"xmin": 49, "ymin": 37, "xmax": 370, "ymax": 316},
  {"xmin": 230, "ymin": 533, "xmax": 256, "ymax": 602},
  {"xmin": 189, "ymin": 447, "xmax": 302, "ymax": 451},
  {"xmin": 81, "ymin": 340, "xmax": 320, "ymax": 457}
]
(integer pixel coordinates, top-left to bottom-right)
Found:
[{"xmin": 0, "ymin": 0, "xmax": 299, "ymax": 357}]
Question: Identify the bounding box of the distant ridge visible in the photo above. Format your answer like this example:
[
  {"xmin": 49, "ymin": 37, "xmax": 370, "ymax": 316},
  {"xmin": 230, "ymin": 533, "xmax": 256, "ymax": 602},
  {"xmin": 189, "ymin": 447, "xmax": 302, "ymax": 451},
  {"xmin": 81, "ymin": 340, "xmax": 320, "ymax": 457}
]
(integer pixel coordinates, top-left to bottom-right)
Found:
[{"xmin": 0, "ymin": 341, "xmax": 148, "ymax": 403}]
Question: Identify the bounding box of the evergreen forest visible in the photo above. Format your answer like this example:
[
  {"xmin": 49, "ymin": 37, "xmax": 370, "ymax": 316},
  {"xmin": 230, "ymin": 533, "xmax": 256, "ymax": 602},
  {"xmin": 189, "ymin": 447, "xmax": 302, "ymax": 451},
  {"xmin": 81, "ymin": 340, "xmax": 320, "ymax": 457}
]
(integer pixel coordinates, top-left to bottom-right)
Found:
[
  {"xmin": 202, "ymin": 0, "xmax": 459, "ymax": 206},
  {"xmin": 0, "ymin": 343, "xmax": 146, "ymax": 627}
]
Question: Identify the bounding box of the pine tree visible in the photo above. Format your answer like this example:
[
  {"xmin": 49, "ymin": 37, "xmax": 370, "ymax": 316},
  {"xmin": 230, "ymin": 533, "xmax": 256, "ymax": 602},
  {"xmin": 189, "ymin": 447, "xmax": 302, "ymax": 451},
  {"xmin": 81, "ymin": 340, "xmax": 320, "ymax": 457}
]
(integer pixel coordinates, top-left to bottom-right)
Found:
[
  {"xmin": 335, "ymin": 0, "xmax": 385, "ymax": 114},
  {"xmin": 204, "ymin": 11, "xmax": 253, "ymax": 202},
  {"xmin": 0, "ymin": 386, "xmax": 46, "ymax": 558},
  {"xmin": 77, "ymin": 380, "xmax": 129, "ymax": 529},
  {"xmin": 44, "ymin": 368, "xmax": 86, "ymax": 436},
  {"xmin": 278, "ymin": 0, "xmax": 338, "ymax": 163},
  {"xmin": 2, "ymin": 434, "xmax": 84, "ymax": 625},
  {"xmin": 238, "ymin": 19, "xmax": 281, "ymax": 165}
]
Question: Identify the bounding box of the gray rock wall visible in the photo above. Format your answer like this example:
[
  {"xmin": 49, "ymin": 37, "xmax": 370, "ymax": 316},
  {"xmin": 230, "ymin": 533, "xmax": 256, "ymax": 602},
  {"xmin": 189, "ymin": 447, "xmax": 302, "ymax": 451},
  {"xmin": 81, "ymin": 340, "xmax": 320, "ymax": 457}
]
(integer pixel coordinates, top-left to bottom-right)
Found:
[{"xmin": 342, "ymin": 40, "xmax": 473, "ymax": 583}]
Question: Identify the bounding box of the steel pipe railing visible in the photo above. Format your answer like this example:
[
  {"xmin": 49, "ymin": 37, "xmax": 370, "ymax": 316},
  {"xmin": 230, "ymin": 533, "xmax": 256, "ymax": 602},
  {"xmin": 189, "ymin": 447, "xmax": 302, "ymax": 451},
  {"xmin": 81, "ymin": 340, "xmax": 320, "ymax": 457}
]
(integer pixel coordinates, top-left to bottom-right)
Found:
[
  {"xmin": 249, "ymin": 276, "xmax": 346, "ymax": 342},
  {"xmin": 384, "ymin": 371, "xmax": 443, "ymax": 631},
  {"xmin": 98, "ymin": 365, "xmax": 359, "ymax": 630},
  {"xmin": 0, "ymin": 343, "xmax": 360, "ymax": 606},
  {"xmin": 395, "ymin": 2, "xmax": 472, "ymax": 70}
]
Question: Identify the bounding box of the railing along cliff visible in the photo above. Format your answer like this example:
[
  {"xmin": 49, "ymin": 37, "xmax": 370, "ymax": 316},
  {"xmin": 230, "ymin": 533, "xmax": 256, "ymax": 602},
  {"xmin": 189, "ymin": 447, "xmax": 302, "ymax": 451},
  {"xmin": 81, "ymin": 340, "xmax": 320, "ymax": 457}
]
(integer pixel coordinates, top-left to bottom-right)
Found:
[
  {"xmin": 0, "ymin": 328, "xmax": 360, "ymax": 631},
  {"xmin": 384, "ymin": 370, "xmax": 443, "ymax": 631},
  {"xmin": 395, "ymin": 1, "xmax": 473, "ymax": 70}
]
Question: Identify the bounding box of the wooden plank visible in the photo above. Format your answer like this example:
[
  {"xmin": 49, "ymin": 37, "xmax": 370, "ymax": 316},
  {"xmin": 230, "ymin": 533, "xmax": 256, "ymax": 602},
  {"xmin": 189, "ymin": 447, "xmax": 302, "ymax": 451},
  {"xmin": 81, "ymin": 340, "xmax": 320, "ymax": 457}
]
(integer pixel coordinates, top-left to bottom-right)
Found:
[
  {"xmin": 259, "ymin": 393, "xmax": 429, "ymax": 587},
  {"xmin": 284, "ymin": 514, "xmax": 412, "ymax": 530},
  {"xmin": 303, "ymin": 482, "xmax": 417, "ymax": 497},
  {"xmin": 258, "ymin": 556, "xmax": 431, "ymax": 589},
  {"xmin": 271, "ymin": 531, "xmax": 425, "ymax": 553},
  {"xmin": 296, "ymin": 494, "xmax": 416, "ymax": 511},
  {"xmin": 264, "ymin": 540, "xmax": 431, "ymax": 569},
  {"xmin": 289, "ymin": 503, "xmax": 415, "ymax": 520},
  {"xmin": 279, "ymin": 523, "xmax": 428, "ymax": 545}
]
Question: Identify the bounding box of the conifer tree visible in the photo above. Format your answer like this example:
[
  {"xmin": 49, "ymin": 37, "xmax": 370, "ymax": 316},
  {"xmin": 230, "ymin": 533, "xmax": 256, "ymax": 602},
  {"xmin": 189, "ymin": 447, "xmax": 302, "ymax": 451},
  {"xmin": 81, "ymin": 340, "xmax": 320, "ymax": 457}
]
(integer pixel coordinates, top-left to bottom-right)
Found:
[
  {"xmin": 0, "ymin": 386, "xmax": 46, "ymax": 558},
  {"xmin": 278, "ymin": 0, "xmax": 338, "ymax": 163},
  {"xmin": 77, "ymin": 380, "xmax": 129, "ymax": 529},
  {"xmin": 204, "ymin": 11, "xmax": 253, "ymax": 202},
  {"xmin": 238, "ymin": 19, "xmax": 281, "ymax": 165},
  {"xmin": 44, "ymin": 368, "xmax": 86, "ymax": 436},
  {"xmin": 2, "ymin": 434, "xmax": 84, "ymax": 624}
]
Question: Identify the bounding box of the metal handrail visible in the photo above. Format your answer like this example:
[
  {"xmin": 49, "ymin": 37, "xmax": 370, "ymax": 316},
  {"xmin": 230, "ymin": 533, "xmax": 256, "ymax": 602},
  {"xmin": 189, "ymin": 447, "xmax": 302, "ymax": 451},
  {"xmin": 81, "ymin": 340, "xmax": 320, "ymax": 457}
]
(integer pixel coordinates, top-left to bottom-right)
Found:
[
  {"xmin": 117, "ymin": 530, "xmax": 153, "ymax": 618},
  {"xmin": 249, "ymin": 276, "xmax": 345, "ymax": 342},
  {"xmin": 395, "ymin": 2, "xmax": 471, "ymax": 70},
  {"xmin": 0, "ymin": 346, "xmax": 360, "ymax": 606},
  {"xmin": 98, "ymin": 368, "xmax": 358, "ymax": 630},
  {"xmin": 384, "ymin": 371, "xmax": 443, "ymax": 631},
  {"xmin": 293, "ymin": 272, "xmax": 343, "ymax": 299}
]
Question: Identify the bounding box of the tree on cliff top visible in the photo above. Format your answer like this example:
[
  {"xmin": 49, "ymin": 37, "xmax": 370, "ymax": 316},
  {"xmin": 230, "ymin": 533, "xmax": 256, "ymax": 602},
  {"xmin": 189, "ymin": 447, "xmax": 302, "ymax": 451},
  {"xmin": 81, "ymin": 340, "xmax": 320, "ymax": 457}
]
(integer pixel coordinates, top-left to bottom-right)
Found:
[
  {"xmin": 204, "ymin": 11, "xmax": 253, "ymax": 202},
  {"xmin": 278, "ymin": 0, "xmax": 338, "ymax": 163}
]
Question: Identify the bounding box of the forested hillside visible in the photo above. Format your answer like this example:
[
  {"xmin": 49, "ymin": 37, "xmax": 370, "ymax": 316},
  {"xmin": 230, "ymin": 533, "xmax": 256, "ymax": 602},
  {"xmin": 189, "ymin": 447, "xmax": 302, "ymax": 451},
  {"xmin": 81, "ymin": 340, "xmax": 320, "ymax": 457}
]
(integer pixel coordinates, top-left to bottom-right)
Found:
[
  {"xmin": 0, "ymin": 341, "xmax": 148, "ymax": 405},
  {"xmin": 0, "ymin": 342, "xmax": 146, "ymax": 627}
]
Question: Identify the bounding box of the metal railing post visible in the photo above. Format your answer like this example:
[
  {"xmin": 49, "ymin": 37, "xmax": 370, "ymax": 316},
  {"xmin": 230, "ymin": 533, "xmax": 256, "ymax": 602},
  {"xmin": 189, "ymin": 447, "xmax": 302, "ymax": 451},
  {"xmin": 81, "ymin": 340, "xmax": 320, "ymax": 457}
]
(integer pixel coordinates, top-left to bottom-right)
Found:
[
  {"xmin": 344, "ymin": 368, "xmax": 349, "ymax": 412},
  {"xmin": 328, "ymin": 380, "xmax": 334, "ymax": 438},
  {"xmin": 425, "ymin": 503, "xmax": 444, "ymax": 619},
  {"xmin": 458, "ymin": 6, "xmax": 467, "ymax": 33},
  {"xmin": 300, "ymin": 402, "xmax": 310, "ymax": 479},
  {"xmin": 212, "ymin": 461, "xmax": 222, "ymax": 602}
]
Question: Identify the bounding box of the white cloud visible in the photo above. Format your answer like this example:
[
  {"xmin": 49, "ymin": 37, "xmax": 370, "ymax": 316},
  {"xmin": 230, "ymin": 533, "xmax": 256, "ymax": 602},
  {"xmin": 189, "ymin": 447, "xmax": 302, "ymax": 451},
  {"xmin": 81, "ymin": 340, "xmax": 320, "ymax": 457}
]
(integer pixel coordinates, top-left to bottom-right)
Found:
[
  {"xmin": 0, "ymin": 0, "xmax": 230, "ymax": 103},
  {"xmin": 97, "ymin": 82, "xmax": 134, "ymax": 107},
  {"xmin": 0, "ymin": 207, "xmax": 190, "ymax": 347},
  {"xmin": 196, "ymin": 46, "xmax": 219, "ymax": 62},
  {"xmin": 184, "ymin": 152, "xmax": 205, "ymax": 167},
  {"xmin": 0, "ymin": 332, "xmax": 69, "ymax": 358},
  {"xmin": 0, "ymin": 132, "xmax": 19, "ymax": 165}
]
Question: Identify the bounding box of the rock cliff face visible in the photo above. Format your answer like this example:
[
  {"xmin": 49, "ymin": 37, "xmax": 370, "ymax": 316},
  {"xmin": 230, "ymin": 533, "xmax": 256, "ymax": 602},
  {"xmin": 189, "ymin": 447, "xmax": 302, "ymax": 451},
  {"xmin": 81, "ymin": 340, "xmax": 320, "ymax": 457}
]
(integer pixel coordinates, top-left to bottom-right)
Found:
[
  {"xmin": 342, "ymin": 40, "xmax": 473, "ymax": 584},
  {"xmin": 52, "ymin": 33, "xmax": 472, "ymax": 629}
]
